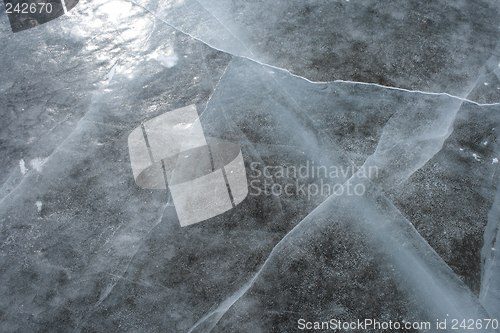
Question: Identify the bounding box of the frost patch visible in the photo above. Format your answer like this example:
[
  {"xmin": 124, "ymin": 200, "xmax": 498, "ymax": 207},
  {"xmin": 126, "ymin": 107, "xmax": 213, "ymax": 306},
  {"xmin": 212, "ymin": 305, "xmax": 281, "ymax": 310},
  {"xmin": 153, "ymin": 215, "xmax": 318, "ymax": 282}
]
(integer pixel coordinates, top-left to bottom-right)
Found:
[
  {"xmin": 19, "ymin": 159, "xmax": 27, "ymax": 175},
  {"xmin": 30, "ymin": 158, "xmax": 48, "ymax": 172},
  {"xmin": 157, "ymin": 54, "xmax": 179, "ymax": 68},
  {"xmin": 150, "ymin": 50, "xmax": 179, "ymax": 68}
]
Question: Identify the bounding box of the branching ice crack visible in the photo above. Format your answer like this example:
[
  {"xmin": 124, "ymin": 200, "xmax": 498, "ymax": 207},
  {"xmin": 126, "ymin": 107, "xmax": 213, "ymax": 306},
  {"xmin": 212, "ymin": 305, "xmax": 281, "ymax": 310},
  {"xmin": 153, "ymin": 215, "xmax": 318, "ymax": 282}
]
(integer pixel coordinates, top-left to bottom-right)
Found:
[
  {"xmin": 187, "ymin": 176, "xmax": 359, "ymax": 332},
  {"xmin": 187, "ymin": 0, "xmax": 255, "ymax": 57},
  {"xmin": 198, "ymin": 59, "xmax": 232, "ymax": 119},
  {"xmin": 187, "ymin": 265, "xmax": 265, "ymax": 332},
  {"xmin": 73, "ymin": 202, "xmax": 170, "ymax": 332},
  {"xmin": 0, "ymin": 37, "xmax": 130, "ymax": 208}
]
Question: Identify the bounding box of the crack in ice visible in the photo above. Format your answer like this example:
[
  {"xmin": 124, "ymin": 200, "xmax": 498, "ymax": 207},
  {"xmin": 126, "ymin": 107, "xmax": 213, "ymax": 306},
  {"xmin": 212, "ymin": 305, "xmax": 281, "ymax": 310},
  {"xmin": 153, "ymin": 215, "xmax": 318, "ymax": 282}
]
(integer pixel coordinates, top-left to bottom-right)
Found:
[
  {"xmin": 188, "ymin": 0, "xmax": 255, "ymax": 57},
  {"xmin": 122, "ymin": 0, "xmax": 500, "ymax": 108},
  {"xmin": 73, "ymin": 203, "xmax": 170, "ymax": 333}
]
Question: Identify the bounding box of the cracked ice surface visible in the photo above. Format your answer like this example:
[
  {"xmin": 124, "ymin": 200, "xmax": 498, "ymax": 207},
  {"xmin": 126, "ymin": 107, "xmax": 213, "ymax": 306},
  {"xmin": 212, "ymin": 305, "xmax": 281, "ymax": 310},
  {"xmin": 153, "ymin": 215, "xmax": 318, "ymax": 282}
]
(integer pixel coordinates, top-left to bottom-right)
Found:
[
  {"xmin": 132, "ymin": 0, "xmax": 500, "ymax": 98},
  {"xmin": 1, "ymin": 0, "xmax": 500, "ymax": 332}
]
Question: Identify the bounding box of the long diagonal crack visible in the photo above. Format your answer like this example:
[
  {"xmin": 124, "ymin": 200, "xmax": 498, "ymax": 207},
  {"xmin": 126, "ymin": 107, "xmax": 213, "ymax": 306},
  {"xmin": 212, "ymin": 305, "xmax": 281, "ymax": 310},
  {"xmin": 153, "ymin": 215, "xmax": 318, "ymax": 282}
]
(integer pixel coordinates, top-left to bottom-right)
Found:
[
  {"xmin": 186, "ymin": 37, "xmax": 498, "ymax": 332},
  {"xmin": 73, "ymin": 203, "xmax": 170, "ymax": 333},
  {"xmin": 123, "ymin": 0, "xmax": 500, "ymax": 107},
  {"xmin": 188, "ymin": 171, "xmax": 487, "ymax": 332},
  {"xmin": 188, "ymin": 0, "xmax": 255, "ymax": 57}
]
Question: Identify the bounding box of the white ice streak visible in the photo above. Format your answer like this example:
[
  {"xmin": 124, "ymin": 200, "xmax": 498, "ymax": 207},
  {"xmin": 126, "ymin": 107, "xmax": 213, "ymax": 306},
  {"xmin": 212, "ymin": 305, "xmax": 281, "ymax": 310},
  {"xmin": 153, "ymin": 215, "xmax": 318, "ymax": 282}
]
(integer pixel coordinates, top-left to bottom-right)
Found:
[
  {"xmin": 362, "ymin": 97, "xmax": 463, "ymax": 189},
  {"xmin": 35, "ymin": 201, "xmax": 42, "ymax": 212},
  {"xmin": 19, "ymin": 159, "xmax": 27, "ymax": 175}
]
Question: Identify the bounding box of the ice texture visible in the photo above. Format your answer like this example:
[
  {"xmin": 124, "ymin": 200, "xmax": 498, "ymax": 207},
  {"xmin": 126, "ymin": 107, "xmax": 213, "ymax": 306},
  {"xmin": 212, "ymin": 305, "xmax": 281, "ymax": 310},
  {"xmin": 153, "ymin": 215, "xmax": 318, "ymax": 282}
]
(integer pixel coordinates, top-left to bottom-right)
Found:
[
  {"xmin": 1, "ymin": 0, "xmax": 500, "ymax": 332},
  {"xmin": 481, "ymin": 186, "xmax": 500, "ymax": 320},
  {"xmin": 133, "ymin": 0, "xmax": 500, "ymax": 97},
  {"xmin": 211, "ymin": 179, "xmax": 495, "ymax": 332}
]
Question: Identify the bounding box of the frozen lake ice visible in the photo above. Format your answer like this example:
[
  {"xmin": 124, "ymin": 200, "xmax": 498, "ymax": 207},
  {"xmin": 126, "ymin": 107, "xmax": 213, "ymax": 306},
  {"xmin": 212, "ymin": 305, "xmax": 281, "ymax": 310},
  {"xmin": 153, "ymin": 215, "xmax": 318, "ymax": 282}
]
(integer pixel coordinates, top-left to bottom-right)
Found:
[{"xmin": 1, "ymin": 0, "xmax": 500, "ymax": 331}]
